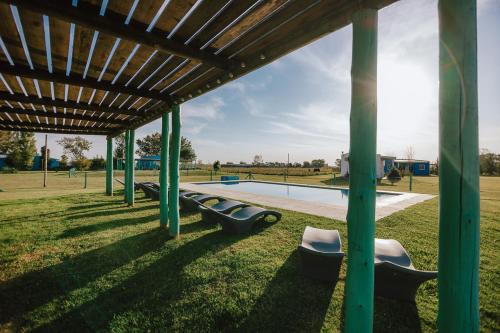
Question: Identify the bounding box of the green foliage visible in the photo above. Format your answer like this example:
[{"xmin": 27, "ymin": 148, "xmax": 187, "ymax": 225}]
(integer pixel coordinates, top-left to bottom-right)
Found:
[
  {"xmin": 73, "ymin": 158, "xmax": 91, "ymax": 171},
  {"xmin": 90, "ymin": 156, "xmax": 106, "ymax": 170},
  {"xmin": 480, "ymin": 150, "xmax": 499, "ymax": 175},
  {"xmin": 0, "ymin": 130, "xmax": 16, "ymax": 154},
  {"xmin": 59, "ymin": 154, "xmax": 69, "ymax": 170},
  {"xmin": 136, "ymin": 132, "xmax": 162, "ymax": 156},
  {"xmin": 57, "ymin": 136, "xmax": 92, "ymax": 162},
  {"xmin": 6, "ymin": 132, "xmax": 37, "ymax": 170},
  {"xmin": 136, "ymin": 132, "xmax": 196, "ymax": 162},
  {"xmin": 303, "ymin": 161, "xmax": 311, "ymax": 168},
  {"xmin": 311, "ymin": 159, "xmax": 326, "ymax": 168},
  {"xmin": 114, "ymin": 133, "xmax": 126, "ymax": 159},
  {"xmin": 213, "ymin": 160, "xmax": 221, "ymax": 172},
  {"xmin": 387, "ymin": 167, "xmax": 402, "ymax": 185}
]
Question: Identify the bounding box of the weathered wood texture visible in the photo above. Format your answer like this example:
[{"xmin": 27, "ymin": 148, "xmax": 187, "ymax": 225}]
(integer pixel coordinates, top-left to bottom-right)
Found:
[
  {"xmin": 0, "ymin": 0, "xmax": 396, "ymax": 136},
  {"xmin": 344, "ymin": 8, "xmax": 378, "ymax": 333},
  {"xmin": 438, "ymin": 0, "xmax": 479, "ymax": 331}
]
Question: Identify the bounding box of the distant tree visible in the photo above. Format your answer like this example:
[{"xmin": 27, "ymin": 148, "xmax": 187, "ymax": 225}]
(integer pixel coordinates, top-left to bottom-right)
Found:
[
  {"xmin": 90, "ymin": 156, "xmax": 106, "ymax": 170},
  {"xmin": 293, "ymin": 162, "xmax": 302, "ymax": 167},
  {"xmin": 58, "ymin": 136, "xmax": 92, "ymax": 163},
  {"xmin": 136, "ymin": 132, "xmax": 161, "ymax": 156},
  {"xmin": 41, "ymin": 145, "xmax": 50, "ymax": 171},
  {"xmin": 253, "ymin": 155, "xmax": 263, "ymax": 165},
  {"xmin": 239, "ymin": 161, "xmax": 246, "ymax": 165},
  {"xmin": 311, "ymin": 159, "xmax": 326, "ymax": 168},
  {"xmin": 114, "ymin": 133, "xmax": 126, "ymax": 159},
  {"xmin": 73, "ymin": 158, "xmax": 91, "ymax": 171},
  {"xmin": 0, "ymin": 130, "xmax": 16, "ymax": 154},
  {"xmin": 135, "ymin": 132, "xmax": 196, "ymax": 162},
  {"xmin": 213, "ymin": 160, "xmax": 221, "ymax": 173},
  {"xmin": 334, "ymin": 159, "xmax": 341, "ymax": 168},
  {"xmin": 480, "ymin": 150, "xmax": 499, "ymax": 175},
  {"xmin": 180, "ymin": 137, "xmax": 196, "ymax": 162},
  {"xmin": 303, "ymin": 161, "xmax": 311, "ymax": 168},
  {"xmin": 6, "ymin": 132, "xmax": 37, "ymax": 170},
  {"xmin": 59, "ymin": 154, "xmax": 68, "ymax": 169},
  {"xmin": 387, "ymin": 167, "xmax": 402, "ymax": 185}
]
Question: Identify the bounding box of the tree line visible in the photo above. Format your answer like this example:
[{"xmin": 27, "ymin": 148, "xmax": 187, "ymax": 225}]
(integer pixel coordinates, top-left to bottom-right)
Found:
[{"xmin": 0, "ymin": 130, "xmax": 197, "ymax": 171}]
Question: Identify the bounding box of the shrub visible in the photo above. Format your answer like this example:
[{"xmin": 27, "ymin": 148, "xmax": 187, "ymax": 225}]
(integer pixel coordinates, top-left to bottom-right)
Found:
[
  {"xmin": 90, "ymin": 156, "xmax": 106, "ymax": 170},
  {"xmin": 387, "ymin": 167, "xmax": 402, "ymax": 185},
  {"xmin": 73, "ymin": 158, "xmax": 91, "ymax": 171}
]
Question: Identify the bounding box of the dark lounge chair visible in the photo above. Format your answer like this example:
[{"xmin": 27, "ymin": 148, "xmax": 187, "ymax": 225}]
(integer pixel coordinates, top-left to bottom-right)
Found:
[
  {"xmin": 180, "ymin": 193, "xmax": 223, "ymax": 212},
  {"xmin": 198, "ymin": 200, "xmax": 250, "ymax": 224},
  {"xmin": 139, "ymin": 183, "xmax": 160, "ymax": 200},
  {"xmin": 374, "ymin": 238, "xmax": 437, "ymax": 302},
  {"xmin": 114, "ymin": 178, "xmax": 140, "ymax": 191},
  {"xmin": 297, "ymin": 226, "xmax": 344, "ymax": 282},
  {"xmin": 217, "ymin": 206, "xmax": 281, "ymax": 234}
]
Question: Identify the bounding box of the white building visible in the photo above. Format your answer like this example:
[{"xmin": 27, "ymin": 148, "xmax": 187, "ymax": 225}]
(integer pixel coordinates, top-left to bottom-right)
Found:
[{"xmin": 340, "ymin": 153, "xmax": 395, "ymax": 179}]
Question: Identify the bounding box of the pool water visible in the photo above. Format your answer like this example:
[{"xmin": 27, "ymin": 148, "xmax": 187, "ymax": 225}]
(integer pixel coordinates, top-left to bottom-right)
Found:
[{"xmin": 198, "ymin": 181, "xmax": 400, "ymax": 206}]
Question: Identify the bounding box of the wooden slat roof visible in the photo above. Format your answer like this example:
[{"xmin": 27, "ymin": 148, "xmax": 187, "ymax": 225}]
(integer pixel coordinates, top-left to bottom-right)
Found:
[{"xmin": 0, "ymin": 0, "xmax": 396, "ymax": 137}]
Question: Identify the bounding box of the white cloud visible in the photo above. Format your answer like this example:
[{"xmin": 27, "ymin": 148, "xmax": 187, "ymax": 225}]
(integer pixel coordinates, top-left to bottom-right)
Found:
[{"xmin": 182, "ymin": 96, "xmax": 225, "ymax": 120}]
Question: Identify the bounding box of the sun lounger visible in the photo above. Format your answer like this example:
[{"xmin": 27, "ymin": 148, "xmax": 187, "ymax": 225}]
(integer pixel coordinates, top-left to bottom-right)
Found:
[
  {"xmin": 374, "ymin": 238, "xmax": 437, "ymax": 302},
  {"xmin": 217, "ymin": 206, "xmax": 281, "ymax": 234},
  {"xmin": 114, "ymin": 178, "xmax": 140, "ymax": 191},
  {"xmin": 198, "ymin": 200, "xmax": 250, "ymax": 224},
  {"xmin": 297, "ymin": 226, "xmax": 344, "ymax": 282},
  {"xmin": 139, "ymin": 183, "xmax": 160, "ymax": 200},
  {"xmin": 180, "ymin": 193, "xmax": 224, "ymax": 212}
]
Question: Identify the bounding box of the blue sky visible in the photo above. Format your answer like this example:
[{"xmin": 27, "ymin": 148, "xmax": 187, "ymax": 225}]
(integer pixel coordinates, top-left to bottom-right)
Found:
[{"xmin": 38, "ymin": 0, "xmax": 500, "ymax": 164}]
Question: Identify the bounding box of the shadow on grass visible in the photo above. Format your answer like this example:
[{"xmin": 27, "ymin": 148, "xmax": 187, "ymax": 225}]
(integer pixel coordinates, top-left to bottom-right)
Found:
[
  {"xmin": 58, "ymin": 214, "xmax": 160, "ymax": 238},
  {"xmin": 33, "ymin": 230, "xmax": 248, "ymax": 332},
  {"xmin": 239, "ymin": 251, "xmax": 336, "ymax": 332},
  {"xmin": 339, "ymin": 294, "xmax": 422, "ymax": 333},
  {"xmin": 373, "ymin": 297, "xmax": 422, "ymax": 333},
  {"xmin": 64, "ymin": 203, "xmax": 158, "ymax": 221},
  {"xmin": 0, "ymin": 229, "xmax": 171, "ymax": 327}
]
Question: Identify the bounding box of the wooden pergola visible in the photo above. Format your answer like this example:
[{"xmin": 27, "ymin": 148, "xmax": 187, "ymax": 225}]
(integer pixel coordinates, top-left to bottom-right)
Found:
[{"xmin": 0, "ymin": 0, "xmax": 479, "ymax": 331}]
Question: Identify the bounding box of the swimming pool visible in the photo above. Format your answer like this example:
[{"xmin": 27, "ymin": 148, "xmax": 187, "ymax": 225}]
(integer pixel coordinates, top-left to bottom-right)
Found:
[{"xmin": 197, "ymin": 181, "xmax": 400, "ymax": 206}]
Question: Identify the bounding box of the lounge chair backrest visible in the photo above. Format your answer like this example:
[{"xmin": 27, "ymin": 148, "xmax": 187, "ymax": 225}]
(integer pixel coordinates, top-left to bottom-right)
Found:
[
  {"xmin": 374, "ymin": 238, "xmax": 414, "ymax": 269},
  {"xmin": 301, "ymin": 226, "xmax": 342, "ymax": 253}
]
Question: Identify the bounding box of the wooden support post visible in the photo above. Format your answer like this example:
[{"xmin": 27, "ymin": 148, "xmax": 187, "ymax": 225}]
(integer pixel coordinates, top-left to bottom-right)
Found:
[
  {"xmin": 168, "ymin": 104, "xmax": 181, "ymax": 238},
  {"xmin": 84, "ymin": 172, "xmax": 87, "ymax": 189},
  {"xmin": 106, "ymin": 136, "xmax": 113, "ymax": 196},
  {"xmin": 438, "ymin": 0, "xmax": 479, "ymax": 331},
  {"xmin": 160, "ymin": 110, "xmax": 170, "ymax": 228},
  {"xmin": 344, "ymin": 8, "xmax": 378, "ymax": 333},
  {"xmin": 43, "ymin": 134, "xmax": 48, "ymax": 187},
  {"xmin": 124, "ymin": 130, "xmax": 130, "ymax": 203},
  {"xmin": 127, "ymin": 129, "xmax": 135, "ymax": 206}
]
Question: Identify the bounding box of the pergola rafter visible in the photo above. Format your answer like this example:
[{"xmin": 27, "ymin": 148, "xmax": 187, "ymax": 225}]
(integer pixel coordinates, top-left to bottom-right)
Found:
[
  {"xmin": 0, "ymin": 62, "xmax": 172, "ymax": 104},
  {"xmin": 0, "ymin": 91, "xmax": 143, "ymax": 117},
  {"xmin": 0, "ymin": 0, "xmax": 239, "ymax": 72},
  {"xmin": 0, "ymin": 107, "xmax": 127, "ymax": 125}
]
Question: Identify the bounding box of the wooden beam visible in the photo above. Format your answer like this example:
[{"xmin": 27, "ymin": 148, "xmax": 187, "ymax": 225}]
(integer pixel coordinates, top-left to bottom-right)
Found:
[
  {"xmin": 1, "ymin": 119, "xmax": 120, "ymax": 132},
  {"xmin": 0, "ymin": 62, "xmax": 172, "ymax": 104},
  {"xmin": 168, "ymin": 104, "xmax": 181, "ymax": 238},
  {"xmin": 0, "ymin": 124, "xmax": 110, "ymax": 135},
  {"xmin": 106, "ymin": 136, "xmax": 113, "ymax": 196},
  {"xmin": 438, "ymin": 0, "xmax": 479, "ymax": 331},
  {"xmin": 0, "ymin": 107, "xmax": 127, "ymax": 125},
  {"xmin": 1, "ymin": 0, "xmax": 238, "ymax": 71},
  {"xmin": 159, "ymin": 110, "xmax": 170, "ymax": 228},
  {"xmin": 344, "ymin": 8, "xmax": 378, "ymax": 333},
  {"xmin": 0, "ymin": 92, "xmax": 143, "ymax": 117}
]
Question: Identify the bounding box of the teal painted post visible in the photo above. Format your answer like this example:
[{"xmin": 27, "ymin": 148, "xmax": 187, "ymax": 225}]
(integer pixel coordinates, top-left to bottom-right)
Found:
[
  {"xmin": 438, "ymin": 0, "xmax": 479, "ymax": 331},
  {"xmin": 106, "ymin": 136, "xmax": 113, "ymax": 196},
  {"xmin": 159, "ymin": 110, "xmax": 170, "ymax": 228},
  {"xmin": 127, "ymin": 129, "xmax": 135, "ymax": 206},
  {"xmin": 124, "ymin": 130, "xmax": 130, "ymax": 202},
  {"xmin": 168, "ymin": 104, "xmax": 181, "ymax": 238},
  {"xmin": 344, "ymin": 8, "xmax": 378, "ymax": 333}
]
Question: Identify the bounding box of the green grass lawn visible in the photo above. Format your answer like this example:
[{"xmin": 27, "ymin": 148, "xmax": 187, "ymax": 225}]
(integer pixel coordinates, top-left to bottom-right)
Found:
[{"xmin": 0, "ymin": 173, "xmax": 498, "ymax": 332}]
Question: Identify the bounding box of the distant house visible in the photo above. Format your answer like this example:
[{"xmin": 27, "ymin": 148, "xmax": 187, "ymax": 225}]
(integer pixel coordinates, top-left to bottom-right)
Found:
[
  {"xmin": 394, "ymin": 159, "xmax": 430, "ymax": 176},
  {"xmin": 32, "ymin": 155, "xmax": 59, "ymax": 170},
  {"xmin": 340, "ymin": 153, "xmax": 395, "ymax": 179},
  {"xmin": 136, "ymin": 156, "xmax": 160, "ymax": 170}
]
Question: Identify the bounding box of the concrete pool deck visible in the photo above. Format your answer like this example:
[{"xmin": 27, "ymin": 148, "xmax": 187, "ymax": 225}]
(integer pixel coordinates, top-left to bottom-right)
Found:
[{"xmin": 180, "ymin": 180, "xmax": 435, "ymax": 221}]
